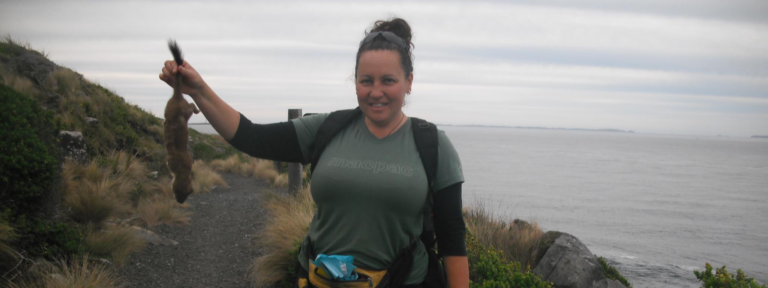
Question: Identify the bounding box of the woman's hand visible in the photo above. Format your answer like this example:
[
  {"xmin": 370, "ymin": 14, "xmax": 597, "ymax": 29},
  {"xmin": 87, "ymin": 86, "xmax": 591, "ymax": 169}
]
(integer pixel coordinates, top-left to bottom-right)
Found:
[
  {"xmin": 159, "ymin": 60, "xmax": 207, "ymax": 97},
  {"xmin": 158, "ymin": 59, "xmax": 240, "ymax": 140}
]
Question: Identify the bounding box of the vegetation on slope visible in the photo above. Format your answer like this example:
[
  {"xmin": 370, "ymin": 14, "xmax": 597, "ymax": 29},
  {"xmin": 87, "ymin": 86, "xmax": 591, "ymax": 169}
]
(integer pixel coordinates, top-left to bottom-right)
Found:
[
  {"xmin": 598, "ymin": 256, "xmax": 632, "ymax": 288},
  {"xmin": 0, "ymin": 37, "xmax": 232, "ymax": 285},
  {"xmin": 695, "ymin": 263, "xmax": 766, "ymax": 288}
]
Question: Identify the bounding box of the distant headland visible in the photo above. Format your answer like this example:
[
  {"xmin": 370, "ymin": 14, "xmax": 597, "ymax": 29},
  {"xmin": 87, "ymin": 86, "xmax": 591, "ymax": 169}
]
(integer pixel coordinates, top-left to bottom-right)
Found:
[
  {"xmin": 752, "ymin": 135, "xmax": 768, "ymax": 139},
  {"xmin": 439, "ymin": 124, "xmax": 635, "ymax": 133}
]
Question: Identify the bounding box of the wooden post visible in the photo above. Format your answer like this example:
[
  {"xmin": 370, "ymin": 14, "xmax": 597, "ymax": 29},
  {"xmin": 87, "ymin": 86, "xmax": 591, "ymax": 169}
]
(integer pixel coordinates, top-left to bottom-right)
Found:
[{"xmin": 288, "ymin": 109, "xmax": 303, "ymax": 194}]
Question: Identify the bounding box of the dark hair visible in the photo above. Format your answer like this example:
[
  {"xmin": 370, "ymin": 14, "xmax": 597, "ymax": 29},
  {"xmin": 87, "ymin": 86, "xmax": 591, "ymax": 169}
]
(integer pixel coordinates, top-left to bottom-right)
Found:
[{"xmin": 355, "ymin": 18, "xmax": 414, "ymax": 78}]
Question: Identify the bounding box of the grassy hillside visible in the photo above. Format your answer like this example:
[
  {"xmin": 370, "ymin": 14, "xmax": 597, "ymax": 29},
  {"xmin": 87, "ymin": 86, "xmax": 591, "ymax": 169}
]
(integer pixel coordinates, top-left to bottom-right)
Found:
[
  {"xmin": 0, "ymin": 37, "xmax": 236, "ymax": 173},
  {"xmin": 0, "ymin": 37, "xmax": 239, "ymax": 287}
]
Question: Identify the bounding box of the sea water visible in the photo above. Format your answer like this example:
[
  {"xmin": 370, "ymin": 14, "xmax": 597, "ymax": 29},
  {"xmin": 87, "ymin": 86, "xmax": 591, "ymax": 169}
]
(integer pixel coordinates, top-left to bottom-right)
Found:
[
  {"xmin": 443, "ymin": 126, "xmax": 768, "ymax": 288},
  {"xmin": 190, "ymin": 124, "xmax": 768, "ymax": 287}
]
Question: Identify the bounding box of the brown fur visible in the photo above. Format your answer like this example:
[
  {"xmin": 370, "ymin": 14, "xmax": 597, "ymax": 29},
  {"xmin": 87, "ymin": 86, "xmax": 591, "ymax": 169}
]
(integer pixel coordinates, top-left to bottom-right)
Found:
[{"xmin": 164, "ymin": 41, "xmax": 199, "ymax": 203}]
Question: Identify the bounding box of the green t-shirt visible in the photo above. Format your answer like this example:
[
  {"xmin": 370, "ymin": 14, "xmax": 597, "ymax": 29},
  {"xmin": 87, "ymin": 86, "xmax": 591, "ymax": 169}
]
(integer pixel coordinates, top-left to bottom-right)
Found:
[{"xmin": 292, "ymin": 113, "xmax": 464, "ymax": 285}]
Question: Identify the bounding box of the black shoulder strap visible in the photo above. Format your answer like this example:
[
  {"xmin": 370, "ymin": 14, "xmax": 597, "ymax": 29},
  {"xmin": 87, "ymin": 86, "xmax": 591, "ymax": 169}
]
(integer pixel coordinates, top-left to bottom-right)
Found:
[
  {"xmin": 410, "ymin": 117, "xmax": 438, "ymax": 192},
  {"xmin": 309, "ymin": 107, "xmax": 362, "ymax": 177},
  {"xmin": 410, "ymin": 118, "xmax": 440, "ymax": 251}
]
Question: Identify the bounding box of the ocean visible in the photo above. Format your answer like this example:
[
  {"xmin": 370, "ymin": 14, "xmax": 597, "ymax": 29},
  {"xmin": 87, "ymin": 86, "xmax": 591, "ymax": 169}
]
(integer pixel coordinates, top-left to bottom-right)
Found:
[{"xmin": 190, "ymin": 124, "xmax": 768, "ymax": 287}]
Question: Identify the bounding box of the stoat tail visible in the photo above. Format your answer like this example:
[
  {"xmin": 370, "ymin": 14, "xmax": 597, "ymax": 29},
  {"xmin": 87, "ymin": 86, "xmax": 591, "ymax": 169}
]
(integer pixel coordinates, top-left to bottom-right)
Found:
[{"xmin": 168, "ymin": 39, "xmax": 184, "ymax": 99}]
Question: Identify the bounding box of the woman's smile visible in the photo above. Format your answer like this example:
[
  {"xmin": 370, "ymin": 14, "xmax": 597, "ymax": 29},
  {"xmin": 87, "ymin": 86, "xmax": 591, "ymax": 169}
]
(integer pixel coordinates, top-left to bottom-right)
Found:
[{"xmin": 356, "ymin": 50, "xmax": 412, "ymax": 128}]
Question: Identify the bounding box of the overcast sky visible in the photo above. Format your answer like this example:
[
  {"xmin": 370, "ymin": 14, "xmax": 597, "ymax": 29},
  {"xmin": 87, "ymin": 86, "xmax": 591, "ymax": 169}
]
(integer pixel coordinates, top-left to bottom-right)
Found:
[{"xmin": 2, "ymin": 0, "xmax": 767, "ymax": 137}]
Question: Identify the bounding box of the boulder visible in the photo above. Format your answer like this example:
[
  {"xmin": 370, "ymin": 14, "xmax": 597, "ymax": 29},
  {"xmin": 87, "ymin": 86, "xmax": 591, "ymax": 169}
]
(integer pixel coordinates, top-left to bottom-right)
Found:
[
  {"xmin": 148, "ymin": 171, "xmax": 159, "ymax": 179},
  {"xmin": 58, "ymin": 131, "xmax": 87, "ymax": 163},
  {"xmin": 129, "ymin": 226, "xmax": 179, "ymax": 246},
  {"xmin": 593, "ymin": 279, "xmax": 627, "ymax": 288},
  {"xmin": 533, "ymin": 232, "xmax": 606, "ymax": 288},
  {"xmin": 84, "ymin": 117, "xmax": 98, "ymax": 125}
]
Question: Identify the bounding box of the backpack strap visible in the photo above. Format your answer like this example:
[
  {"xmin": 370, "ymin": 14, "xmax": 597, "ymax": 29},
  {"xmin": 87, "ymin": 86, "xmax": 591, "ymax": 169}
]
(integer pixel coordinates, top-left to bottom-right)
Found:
[
  {"xmin": 410, "ymin": 118, "xmax": 447, "ymax": 288},
  {"xmin": 410, "ymin": 117, "xmax": 438, "ymax": 193},
  {"xmin": 309, "ymin": 107, "xmax": 362, "ymax": 177},
  {"xmin": 410, "ymin": 118, "xmax": 439, "ymax": 247}
]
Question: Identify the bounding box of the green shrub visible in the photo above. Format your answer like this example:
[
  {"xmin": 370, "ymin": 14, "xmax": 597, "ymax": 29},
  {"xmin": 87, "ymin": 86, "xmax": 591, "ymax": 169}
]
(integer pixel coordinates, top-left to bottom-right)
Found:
[
  {"xmin": 694, "ymin": 263, "xmax": 766, "ymax": 288},
  {"xmin": 598, "ymin": 256, "xmax": 632, "ymax": 288},
  {"xmin": 467, "ymin": 233, "xmax": 552, "ymax": 288},
  {"xmin": 192, "ymin": 142, "xmax": 218, "ymax": 161},
  {"xmin": 189, "ymin": 129, "xmax": 241, "ymax": 162},
  {"xmin": 0, "ymin": 84, "xmax": 59, "ymax": 216},
  {"xmin": 12, "ymin": 215, "xmax": 83, "ymax": 259}
]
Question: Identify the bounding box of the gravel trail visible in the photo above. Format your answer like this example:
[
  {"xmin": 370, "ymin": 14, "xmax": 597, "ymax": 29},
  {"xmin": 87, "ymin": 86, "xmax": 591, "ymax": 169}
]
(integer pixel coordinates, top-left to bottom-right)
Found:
[{"xmin": 119, "ymin": 173, "xmax": 272, "ymax": 288}]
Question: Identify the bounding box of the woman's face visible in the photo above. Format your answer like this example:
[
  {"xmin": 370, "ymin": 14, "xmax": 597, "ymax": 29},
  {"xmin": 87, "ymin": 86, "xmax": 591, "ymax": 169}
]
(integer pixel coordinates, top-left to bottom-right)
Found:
[{"xmin": 356, "ymin": 50, "xmax": 413, "ymax": 127}]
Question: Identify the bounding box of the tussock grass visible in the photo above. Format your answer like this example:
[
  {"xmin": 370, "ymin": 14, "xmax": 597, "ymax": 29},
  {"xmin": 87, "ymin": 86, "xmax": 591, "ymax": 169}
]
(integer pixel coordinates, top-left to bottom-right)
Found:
[
  {"xmin": 53, "ymin": 68, "xmax": 81, "ymax": 96},
  {"xmin": 136, "ymin": 198, "xmax": 191, "ymax": 227},
  {"xmin": 1, "ymin": 220, "xmax": 20, "ymax": 275},
  {"xmin": 84, "ymin": 227, "xmax": 145, "ymax": 267},
  {"xmin": 146, "ymin": 125, "xmax": 163, "ymax": 138},
  {"xmin": 64, "ymin": 179, "xmax": 122, "ymax": 226},
  {"xmin": 0, "ymin": 69, "xmax": 36, "ymax": 96},
  {"xmin": 210, "ymin": 155, "xmax": 251, "ymax": 175},
  {"xmin": 9, "ymin": 255, "xmax": 123, "ymax": 288},
  {"xmin": 192, "ymin": 160, "xmax": 227, "ymax": 194},
  {"xmin": 211, "ymin": 155, "xmax": 288, "ymax": 187},
  {"xmin": 464, "ymin": 204, "xmax": 544, "ymax": 270},
  {"xmin": 250, "ymin": 186, "xmax": 315, "ymax": 288},
  {"xmin": 272, "ymin": 173, "xmax": 289, "ymax": 188},
  {"xmin": 62, "ymin": 150, "xmax": 195, "ymax": 228}
]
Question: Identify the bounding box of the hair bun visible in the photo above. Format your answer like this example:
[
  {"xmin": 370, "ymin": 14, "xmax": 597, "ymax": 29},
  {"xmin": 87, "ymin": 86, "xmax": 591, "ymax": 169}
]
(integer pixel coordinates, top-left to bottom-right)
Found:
[{"xmin": 370, "ymin": 18, "xmax": 413, "ymax": 49}]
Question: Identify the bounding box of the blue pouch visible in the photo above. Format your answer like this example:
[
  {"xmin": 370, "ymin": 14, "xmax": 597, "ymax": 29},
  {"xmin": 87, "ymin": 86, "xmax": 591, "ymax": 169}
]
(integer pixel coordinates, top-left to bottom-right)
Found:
[{"xmin": 312, "ymin": 254, "xmax": 358, "ymax": 281}]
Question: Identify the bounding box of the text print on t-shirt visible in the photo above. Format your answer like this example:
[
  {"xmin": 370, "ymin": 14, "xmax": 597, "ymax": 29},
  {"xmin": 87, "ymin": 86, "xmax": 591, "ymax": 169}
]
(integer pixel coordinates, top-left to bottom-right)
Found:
[{"xmin": 327, "ymin": 157, "xmax": 414, "ymax": 177}]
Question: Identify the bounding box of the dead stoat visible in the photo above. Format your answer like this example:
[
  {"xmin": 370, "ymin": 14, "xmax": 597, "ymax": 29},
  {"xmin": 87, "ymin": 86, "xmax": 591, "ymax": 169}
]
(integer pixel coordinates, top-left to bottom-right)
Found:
[{"xmin": 164, "ymin": 40, "xmax": 199, "ymax": 203}]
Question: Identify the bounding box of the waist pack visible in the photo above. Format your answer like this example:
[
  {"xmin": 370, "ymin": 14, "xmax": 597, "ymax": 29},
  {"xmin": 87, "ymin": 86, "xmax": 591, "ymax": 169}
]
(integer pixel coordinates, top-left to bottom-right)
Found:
[{"xmin": 297, "ymin": 237, "xmax": 417, "ymax": 288}]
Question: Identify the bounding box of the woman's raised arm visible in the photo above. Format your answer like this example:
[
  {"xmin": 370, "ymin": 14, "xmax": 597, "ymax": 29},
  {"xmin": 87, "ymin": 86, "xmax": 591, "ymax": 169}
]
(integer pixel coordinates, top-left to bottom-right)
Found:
[{"xmin": 159, "ymin": 60, "xmax": 240, "ymax": 140}]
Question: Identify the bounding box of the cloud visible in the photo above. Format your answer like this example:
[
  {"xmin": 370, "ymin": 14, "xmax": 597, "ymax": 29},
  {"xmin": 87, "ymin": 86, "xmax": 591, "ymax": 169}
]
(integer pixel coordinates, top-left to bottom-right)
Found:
[{"xmin": 1, "ymin": 0, "xmax": 766, "ymax": 136}]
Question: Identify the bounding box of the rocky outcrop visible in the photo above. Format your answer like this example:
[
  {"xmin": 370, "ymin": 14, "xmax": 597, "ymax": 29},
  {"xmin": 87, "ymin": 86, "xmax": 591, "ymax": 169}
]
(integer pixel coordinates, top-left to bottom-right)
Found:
[
  {"xmin": 533, "ymin": 232, "xmax": 625, "ymax": 288},
  {"xmin": 58, "ymin": 131, "xmax": 87, "ymax": 163}
]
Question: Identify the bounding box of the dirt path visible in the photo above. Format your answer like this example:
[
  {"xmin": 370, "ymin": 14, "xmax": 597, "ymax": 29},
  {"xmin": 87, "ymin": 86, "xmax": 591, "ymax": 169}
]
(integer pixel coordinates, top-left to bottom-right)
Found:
[{"xmin": 119, "ymin": 173, "xmax": 273, "ymax": 288}]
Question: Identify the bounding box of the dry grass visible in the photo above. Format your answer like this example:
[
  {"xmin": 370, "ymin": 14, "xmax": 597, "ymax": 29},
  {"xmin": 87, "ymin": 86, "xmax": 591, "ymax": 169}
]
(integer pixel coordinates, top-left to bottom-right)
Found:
[
  {"xmin": 136, "ymin": 198, "xmax": 191, "ymax": 227},
  {"xmin": 135, "ymin": 177, "xmax": 191, "ymax": 227},
  {"xmin": 0, "ymin": 70, "xmax": 36, "ymax": 96},
  {"xmin": 62, "ymin": 150, "xmax": 192, "ymax": 229},
  {"xmin": 464, "ymin": 205, "xmax": 544, "ymax": 269},
  {"xmin": 146, "ymin": 124, "xmax": 163, "ymax": 138},
  {"xmin": 64, "ymin": 179, "xmax": 122, "ymax": 226},
  {"xmin": 1, "ymin": 221, "xmax": 20, "ymax": 276},
  {"xmin": 52, "ymin": 68, "xmax": 81, "ymax": 96},
  {"xmin": 250, "ymin": 185, "xmax": 315, "ymax": 288},
  {"xmin": 84, "ymin": 227, "xmax": 146, "ymax": 267},
  {"xmin": 271, "ymin": 173, "xmax": 289, "ymax": 188},
  {"xmin": 210, "ymin": 155, "xmax": 251, "ymax": 175},
  {"xmin": 9, "ymin": 255, "xmax": 123, "ymax": 288},
  {"xmin": 211, "ymin": 155, "xmax": 287, "ymax": 188},
  {"xmin": 192, "ymin": 160, "xmax": 227, "ymax": 194}
]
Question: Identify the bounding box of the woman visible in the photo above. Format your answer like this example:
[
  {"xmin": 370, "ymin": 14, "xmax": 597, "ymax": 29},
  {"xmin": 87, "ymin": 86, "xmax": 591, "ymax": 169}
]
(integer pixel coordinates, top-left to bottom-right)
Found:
[{"xmin": 159, "ymin": 18, "xmax": 468, "ymax": 288}]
